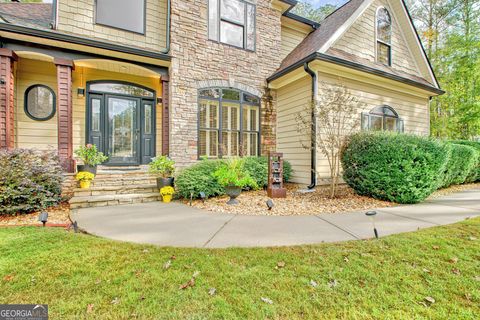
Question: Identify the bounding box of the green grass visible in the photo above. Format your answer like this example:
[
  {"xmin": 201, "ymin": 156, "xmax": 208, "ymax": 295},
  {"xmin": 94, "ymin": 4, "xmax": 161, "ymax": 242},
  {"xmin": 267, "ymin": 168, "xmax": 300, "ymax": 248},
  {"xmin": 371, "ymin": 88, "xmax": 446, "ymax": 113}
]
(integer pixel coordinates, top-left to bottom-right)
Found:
[{"xmin": 1, "ymin": 219, "xmax": 479, "ymax": 319}]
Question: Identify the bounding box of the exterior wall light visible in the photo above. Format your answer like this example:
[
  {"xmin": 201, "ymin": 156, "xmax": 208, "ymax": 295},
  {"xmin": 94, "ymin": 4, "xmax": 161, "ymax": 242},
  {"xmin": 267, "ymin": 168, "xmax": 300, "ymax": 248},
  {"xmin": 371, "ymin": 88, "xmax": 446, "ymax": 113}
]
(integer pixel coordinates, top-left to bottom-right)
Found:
[{"xmin": 77, "ymin": 88, "xmax": 85, "ymax": 97}]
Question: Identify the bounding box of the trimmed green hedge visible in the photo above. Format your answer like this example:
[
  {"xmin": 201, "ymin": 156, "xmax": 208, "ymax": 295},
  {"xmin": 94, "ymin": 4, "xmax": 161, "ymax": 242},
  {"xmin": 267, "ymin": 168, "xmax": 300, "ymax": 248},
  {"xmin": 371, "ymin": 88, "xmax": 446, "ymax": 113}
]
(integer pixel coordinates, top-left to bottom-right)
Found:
[
  {"xmin": 176, "ymin": 157, "xmax": 292, "ymax": 199},
  {"xmin": 341, "ymin": 132, "xmax": 449, "ymax": 204},
  {"xmin": 450, "ymin": 140, "xmax": 480, "ymax": 182},
  {"xmin": 441, "ymin": 143, "xmax": 478, "ymax": 187}
]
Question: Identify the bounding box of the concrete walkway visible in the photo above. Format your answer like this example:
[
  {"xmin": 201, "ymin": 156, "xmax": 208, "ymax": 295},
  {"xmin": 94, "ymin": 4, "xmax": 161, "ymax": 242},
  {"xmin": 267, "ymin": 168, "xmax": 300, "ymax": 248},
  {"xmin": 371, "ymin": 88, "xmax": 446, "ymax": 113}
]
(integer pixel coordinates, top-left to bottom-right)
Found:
[{"xmin": 71, "ymin": 187, "xmax": 480, "ymax": 248}]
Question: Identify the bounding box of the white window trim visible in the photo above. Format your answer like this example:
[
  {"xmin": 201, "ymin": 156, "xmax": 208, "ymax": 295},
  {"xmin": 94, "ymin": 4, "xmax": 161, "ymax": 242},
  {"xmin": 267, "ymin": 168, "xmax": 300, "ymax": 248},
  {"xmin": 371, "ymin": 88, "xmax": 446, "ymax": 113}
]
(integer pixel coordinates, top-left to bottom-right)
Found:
[{"xmin": 375, "ymin": 6, "xmax": 392, "ymax": 66}]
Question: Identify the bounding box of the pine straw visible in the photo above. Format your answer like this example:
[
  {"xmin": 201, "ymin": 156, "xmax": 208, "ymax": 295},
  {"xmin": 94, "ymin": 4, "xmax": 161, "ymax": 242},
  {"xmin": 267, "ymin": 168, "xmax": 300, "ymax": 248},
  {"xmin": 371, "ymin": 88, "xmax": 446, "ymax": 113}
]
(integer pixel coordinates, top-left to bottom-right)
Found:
[{"xmin": 0, "ymin": 203, "xmax": 71, "ymax": 227}]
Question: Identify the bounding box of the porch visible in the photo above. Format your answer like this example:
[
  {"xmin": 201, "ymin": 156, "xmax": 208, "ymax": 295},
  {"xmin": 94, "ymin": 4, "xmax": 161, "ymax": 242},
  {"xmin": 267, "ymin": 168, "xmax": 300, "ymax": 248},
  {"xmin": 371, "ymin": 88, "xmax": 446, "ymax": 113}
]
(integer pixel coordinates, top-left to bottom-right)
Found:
[{"xmin": 0, "ymin": 48, "xmax": 170, "ymax": 171}]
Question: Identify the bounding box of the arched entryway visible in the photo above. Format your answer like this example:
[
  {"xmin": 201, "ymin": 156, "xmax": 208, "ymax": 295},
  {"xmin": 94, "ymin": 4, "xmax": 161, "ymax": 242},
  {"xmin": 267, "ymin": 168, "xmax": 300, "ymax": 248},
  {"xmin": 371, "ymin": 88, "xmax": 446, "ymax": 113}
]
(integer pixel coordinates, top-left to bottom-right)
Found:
[{"xmin": 86, "ymin": 81, "xmax": 156, "ymax": 165}]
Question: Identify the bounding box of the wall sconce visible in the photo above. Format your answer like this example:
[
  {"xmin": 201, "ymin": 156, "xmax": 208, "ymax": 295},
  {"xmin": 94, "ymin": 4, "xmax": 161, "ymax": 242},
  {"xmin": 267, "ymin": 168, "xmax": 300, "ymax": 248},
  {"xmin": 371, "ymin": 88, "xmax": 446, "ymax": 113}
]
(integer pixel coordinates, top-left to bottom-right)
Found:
[
  {"xmin": 77, "ymin": 88, "xmax": 85, "ymax": 97},
  {"xmin": 157, "ymin": 97, "xmax": 163, "ymax": 104}
]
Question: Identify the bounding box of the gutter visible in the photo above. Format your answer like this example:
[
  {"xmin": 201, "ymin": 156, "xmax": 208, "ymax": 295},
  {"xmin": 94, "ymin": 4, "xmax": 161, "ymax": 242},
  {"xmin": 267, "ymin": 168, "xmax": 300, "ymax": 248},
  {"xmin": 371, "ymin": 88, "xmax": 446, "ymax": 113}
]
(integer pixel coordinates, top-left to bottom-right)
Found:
[
  {"xmin": 304, "ymin": 62, "xmax": 317, "ymax": 189},
  {"xmin": 283, "ymin": 12, "xmax": 320, "ymax": 29},
  {"xmin": 267, "ymin": 52, "xmax": 445, "ymax": 95}
]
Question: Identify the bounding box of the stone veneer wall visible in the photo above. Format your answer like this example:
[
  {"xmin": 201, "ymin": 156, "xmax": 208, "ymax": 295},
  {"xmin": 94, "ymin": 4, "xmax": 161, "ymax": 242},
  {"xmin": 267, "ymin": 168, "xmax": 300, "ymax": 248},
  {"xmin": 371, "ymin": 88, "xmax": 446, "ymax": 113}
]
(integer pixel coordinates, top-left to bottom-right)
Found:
[{"xmin": 169, "ymin": 0, "xmax": 283, "ymax": 167}]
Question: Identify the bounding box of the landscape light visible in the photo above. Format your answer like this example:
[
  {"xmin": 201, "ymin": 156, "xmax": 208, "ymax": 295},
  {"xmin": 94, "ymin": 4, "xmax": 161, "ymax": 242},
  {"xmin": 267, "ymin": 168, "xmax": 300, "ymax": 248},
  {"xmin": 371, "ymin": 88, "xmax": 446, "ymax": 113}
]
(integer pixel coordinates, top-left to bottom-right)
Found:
[
  {"xmin": 199, "ymin": 192, "xmax": 206, "ymax": 203},
  {"xmin": 266, "ymin": 199, "xmax": 274, "ymax": 210},
  {"xmin": 365, "ymin": 211, "xmax": 379, "ymax": 239},
  {"xmin": 38, "ymin": 211, "xmax": 48, "ymax": 227}
]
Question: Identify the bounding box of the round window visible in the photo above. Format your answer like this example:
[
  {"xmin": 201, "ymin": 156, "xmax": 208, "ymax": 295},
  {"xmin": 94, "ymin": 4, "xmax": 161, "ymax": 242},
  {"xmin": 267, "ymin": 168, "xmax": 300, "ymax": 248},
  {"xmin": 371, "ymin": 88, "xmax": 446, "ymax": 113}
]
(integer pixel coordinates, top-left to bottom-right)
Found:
[{"xmin": 24, "ymin": 85, "xmax": 56, "ymax": 121}]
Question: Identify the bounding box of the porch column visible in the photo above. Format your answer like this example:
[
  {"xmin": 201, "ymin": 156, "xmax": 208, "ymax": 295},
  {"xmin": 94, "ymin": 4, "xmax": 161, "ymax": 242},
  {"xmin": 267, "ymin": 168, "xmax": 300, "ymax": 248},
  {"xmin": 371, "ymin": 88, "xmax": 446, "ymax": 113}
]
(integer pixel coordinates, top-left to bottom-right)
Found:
[
  {"xmin": 161, "ymin": 76, "xmax": 170, "ymax": 156},
  {"xmin": 0, "ymin": 49, "xmax": 17, "ymax": 150},
  {"xmin": 54, "ymin": 58, "xmax": 75, "ymax": 172}
]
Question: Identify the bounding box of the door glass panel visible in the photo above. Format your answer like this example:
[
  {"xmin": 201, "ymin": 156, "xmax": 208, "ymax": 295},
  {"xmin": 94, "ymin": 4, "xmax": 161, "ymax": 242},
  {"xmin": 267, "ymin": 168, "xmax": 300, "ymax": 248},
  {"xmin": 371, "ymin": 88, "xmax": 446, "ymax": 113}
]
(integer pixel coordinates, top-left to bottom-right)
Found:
[
  {"xmin": 90, "ymin": 83, "xmax": 153, "ymax": 97},
  {"xmin": 108, "ymin": 97, "xmax": 137, "ymax": 159},
  {"xmin": 92, "ymin": 99, "xmax": 101, "ymax": 131},
  {"xmin": 144, "ymin": 104, "xmax": 152, "ymax": 134}
]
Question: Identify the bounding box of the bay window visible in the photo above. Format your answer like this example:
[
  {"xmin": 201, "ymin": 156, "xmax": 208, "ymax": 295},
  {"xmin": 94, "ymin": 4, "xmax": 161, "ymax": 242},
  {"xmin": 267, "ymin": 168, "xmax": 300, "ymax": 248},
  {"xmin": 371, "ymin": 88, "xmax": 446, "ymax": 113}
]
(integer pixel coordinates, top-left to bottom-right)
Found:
[
  {"xmin": 199, "ymin": 88, "xmax": 260, "ymax": 158},
  {"xmin": 208, "ymin": 0, "xmax": 256, "ymax": 50}
]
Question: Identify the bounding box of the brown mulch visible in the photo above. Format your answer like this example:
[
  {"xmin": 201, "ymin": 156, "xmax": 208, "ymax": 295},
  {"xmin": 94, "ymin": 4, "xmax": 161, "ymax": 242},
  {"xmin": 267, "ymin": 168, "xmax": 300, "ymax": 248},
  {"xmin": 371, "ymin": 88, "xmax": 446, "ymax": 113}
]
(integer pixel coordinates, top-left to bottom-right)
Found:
[
  {"xmin": 428, "ymin": 183, "xmax": 480, "ymax": 199},
  {"xmin": 182, "ymin": 183, "xmax": 396, "ymax": 216},
  {"xmin": 0, "ymin": 203, "xmax": 71, "ymax": 227}
]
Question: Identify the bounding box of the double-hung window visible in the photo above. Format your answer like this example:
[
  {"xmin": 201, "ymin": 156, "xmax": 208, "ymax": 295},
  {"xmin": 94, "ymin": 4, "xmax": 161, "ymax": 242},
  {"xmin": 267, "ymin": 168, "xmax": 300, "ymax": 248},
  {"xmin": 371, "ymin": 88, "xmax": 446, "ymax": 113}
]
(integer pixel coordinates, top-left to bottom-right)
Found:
[
  {"xmin": 376, "ymin": 7, "xmax": 392, "ymax": 66},
  {"xmin": 208, "ymin": 0, "xmax": 256, "ymax": 50},
  {"xmin": 199, "ymin": 88, "xmax": 260, "ymax": 158}
]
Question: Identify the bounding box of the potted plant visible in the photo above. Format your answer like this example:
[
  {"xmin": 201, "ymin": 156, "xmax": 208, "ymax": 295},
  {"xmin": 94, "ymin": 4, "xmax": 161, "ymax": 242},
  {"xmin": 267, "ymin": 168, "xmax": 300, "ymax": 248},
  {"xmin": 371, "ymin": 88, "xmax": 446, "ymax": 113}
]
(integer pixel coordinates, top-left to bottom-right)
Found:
[
  {"xmin": 74, "ymin": 144, "xmax": 108, "ymax": 175},
  {"xmin": 160, "ymin": 186, "xmax": 175, "ymax": 203},
  {"xmin": 213, "ymin": 158, "xmax": 257, "ymax": 205},
  {"xmin": 149, "ymin": 156, "xmax": 175, "ymax": 188},
  {"xmin": 76, "ymin": 171, "xmax": 95, "ymax": 189}
]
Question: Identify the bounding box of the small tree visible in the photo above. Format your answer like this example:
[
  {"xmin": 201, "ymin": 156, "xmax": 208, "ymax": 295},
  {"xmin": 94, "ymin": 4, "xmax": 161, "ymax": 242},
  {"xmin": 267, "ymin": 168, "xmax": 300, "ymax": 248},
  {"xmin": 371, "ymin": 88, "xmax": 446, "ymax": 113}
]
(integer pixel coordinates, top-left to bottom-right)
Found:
[{"xmin": 296, "ymin": 82, "xmax": 364, "ymax": 198}]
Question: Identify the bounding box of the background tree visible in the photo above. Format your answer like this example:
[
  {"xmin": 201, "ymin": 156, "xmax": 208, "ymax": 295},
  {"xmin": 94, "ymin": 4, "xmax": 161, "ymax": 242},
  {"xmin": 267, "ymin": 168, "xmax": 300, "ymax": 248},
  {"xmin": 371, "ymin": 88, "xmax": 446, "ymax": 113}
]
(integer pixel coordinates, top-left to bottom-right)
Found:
[
  {"xmin": 296, "ymin": 82, "xmax": 363, "ymax": 198},
  {"xmin": 291, "ymin": 2, "xmax": 338, "ymax": 22}
]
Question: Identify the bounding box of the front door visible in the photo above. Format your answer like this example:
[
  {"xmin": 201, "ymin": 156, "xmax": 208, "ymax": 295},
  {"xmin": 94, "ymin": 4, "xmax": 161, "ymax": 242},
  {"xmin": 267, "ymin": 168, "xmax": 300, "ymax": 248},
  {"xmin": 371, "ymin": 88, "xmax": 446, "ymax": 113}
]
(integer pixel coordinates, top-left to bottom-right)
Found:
[{"xmin": 86, "ymin": 82, "xmax": 156, "ymax": 165}]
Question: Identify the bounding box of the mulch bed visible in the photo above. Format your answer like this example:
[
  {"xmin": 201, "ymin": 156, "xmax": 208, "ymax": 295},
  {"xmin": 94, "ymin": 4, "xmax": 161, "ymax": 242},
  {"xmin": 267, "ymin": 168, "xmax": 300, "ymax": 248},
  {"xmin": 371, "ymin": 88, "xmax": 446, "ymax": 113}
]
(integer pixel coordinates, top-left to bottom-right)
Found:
[
  {"xmin": 0, "ymin": 202, "xmax": 72, "ymax": 227},
  {"xmin": 182, "ymin": 183, "xmax": 396, "ymax": 216}
]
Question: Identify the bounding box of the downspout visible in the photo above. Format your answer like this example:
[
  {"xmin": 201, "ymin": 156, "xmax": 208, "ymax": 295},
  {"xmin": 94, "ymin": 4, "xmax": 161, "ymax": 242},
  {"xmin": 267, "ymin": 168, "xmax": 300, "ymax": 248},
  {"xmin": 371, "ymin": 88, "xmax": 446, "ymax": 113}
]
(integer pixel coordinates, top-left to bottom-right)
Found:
[
  {"xmin": 304, "ymin": 62, "xmax": 317, "ymax": 189},
  {"xmin": 163, "ymin": 0, "xmax": 171, "ymax": 54}
]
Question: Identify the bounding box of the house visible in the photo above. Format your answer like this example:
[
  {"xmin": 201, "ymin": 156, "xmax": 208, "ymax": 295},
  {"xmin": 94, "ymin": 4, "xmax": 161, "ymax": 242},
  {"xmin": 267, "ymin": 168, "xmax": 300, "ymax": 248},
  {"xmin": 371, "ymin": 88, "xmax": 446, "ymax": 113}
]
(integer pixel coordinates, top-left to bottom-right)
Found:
[{"xmin": 0, "ymin": 0, "xmax": 442, "ymax": 192}]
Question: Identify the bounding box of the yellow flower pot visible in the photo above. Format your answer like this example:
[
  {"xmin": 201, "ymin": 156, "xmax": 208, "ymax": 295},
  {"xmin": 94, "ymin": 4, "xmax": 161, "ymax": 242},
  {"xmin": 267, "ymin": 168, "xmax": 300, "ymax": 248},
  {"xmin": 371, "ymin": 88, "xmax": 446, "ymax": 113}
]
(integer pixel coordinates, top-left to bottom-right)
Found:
[
  {"xmin": 162, "ymin": 194, "xmax": 172, "ymax": 203},
  {"xmin": 79, "ymin": 180, "xmax": 91, "ymax": 189}
]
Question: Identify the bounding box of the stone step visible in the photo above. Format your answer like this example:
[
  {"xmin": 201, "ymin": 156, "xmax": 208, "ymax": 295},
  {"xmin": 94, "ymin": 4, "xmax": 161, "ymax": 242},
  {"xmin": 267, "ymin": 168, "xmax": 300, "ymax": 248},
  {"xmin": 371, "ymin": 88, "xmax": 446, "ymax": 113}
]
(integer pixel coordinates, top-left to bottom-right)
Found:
[
  {"xmin": 73, "ymin": 184, "xmax": 159, "ymax": 197},
  {"xmin": 69, "ymin": 192, "xmax": 161, "ymax": 209},
  {"xmin": 90, "ymin": 176, "xmax": 158, "ymax": 187}
]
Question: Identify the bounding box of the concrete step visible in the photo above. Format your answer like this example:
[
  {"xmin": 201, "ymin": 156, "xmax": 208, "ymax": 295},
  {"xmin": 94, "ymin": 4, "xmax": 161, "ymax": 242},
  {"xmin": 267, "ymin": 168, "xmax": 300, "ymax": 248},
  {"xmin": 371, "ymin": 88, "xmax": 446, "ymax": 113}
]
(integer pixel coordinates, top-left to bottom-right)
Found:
[
  {"xmin": 73, "ymin": 184, "xmax": 159, "ymax": 197},
  {"xmin": 69, "ymin": 192, "xmax": 161, "ymax": 209}
]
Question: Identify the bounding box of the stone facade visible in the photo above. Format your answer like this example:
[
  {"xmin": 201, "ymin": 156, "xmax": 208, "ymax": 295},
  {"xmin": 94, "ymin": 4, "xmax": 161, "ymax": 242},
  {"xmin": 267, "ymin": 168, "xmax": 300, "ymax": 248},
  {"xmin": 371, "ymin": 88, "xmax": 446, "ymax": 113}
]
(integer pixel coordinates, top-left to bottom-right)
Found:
[{"xmin": 169, "ymin": 0, "xmax": 284, "ymax": 167}]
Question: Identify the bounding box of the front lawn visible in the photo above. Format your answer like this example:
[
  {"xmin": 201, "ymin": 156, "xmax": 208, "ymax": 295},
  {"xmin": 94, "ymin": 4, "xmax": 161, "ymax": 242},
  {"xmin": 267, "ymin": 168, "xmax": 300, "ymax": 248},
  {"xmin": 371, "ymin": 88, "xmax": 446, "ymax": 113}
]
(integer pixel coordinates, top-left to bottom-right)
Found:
[{"xmin": 1, "ymin": 219, "xmax": 479, "ymax": 319}]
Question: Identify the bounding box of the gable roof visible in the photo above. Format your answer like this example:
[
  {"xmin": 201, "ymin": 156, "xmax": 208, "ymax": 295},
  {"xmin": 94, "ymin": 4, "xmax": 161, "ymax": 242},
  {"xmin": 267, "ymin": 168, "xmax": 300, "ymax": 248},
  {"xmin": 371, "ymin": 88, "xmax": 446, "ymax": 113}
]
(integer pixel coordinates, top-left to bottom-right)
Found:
[
  {"xmin": 272, "ymin": 0, "xmax": 442, "ymax": 94},
  {"xmin": 0, "ymin": 3, "xmax": 53, "ymax": 29}
]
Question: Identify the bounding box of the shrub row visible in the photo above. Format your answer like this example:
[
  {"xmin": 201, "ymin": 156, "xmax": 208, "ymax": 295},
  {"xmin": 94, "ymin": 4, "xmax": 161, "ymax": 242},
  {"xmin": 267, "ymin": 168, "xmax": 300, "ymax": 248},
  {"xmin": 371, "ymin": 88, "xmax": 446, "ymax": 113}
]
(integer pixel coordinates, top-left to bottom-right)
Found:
[
  {"xmin": 341, "ymin": 132, "xmax": 480, "ymax": 204},
  {"xmin": 175, "ymin": 157, "xmax": 292, "ymax": 199},
  {"xmin": 0, "ymin": 149, "xmax": 64, "ymax": 215}
]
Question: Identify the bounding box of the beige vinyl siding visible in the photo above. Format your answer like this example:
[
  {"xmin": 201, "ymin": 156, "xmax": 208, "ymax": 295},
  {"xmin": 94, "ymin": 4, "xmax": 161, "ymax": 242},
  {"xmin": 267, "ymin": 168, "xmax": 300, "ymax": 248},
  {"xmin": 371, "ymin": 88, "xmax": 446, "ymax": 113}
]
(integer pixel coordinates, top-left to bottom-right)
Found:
[
  {"xmin": 314, "ymin": 71, "xmax": 430, "ymax": 181},
  {"xmin": 71, "ymin": 66, "xmax": 163, "ymax": 155},
  {"xmin": 280, "ymin": 25, "xmax": 310, "ymax": 61},
  {"xmin": 14, "ymin": 58, "xmax": 58, "ymax": 150},
  {"xmin": 332, "ymin": 0, "xmax": 420, "ymax": 76},
  {"xmin": 276, "ymin": 76, "xmax": 312, "ymax": 184},
  {"xmin": 57, "ymin": 0, "xmax": 168, "ymax": 52}
]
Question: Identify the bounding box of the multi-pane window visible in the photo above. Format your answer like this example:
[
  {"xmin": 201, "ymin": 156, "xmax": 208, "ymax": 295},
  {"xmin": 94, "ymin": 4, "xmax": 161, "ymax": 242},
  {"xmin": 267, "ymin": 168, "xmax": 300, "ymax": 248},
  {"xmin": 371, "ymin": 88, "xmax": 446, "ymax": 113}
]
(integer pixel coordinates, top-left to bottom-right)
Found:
[
  {"xmin": 376, "ymin": 7, "xmax": 392, "ymax": 66},
  {"xmin": 208, "ymin": 0, "xmax": 256, "ymax": 50},
  {"xmin": 362, "ymin": 105, "xmax": 404, "ymax": 132},
  {"xmin": 198, "ymin": 88, "xmax": 260, "ymax": 158}
]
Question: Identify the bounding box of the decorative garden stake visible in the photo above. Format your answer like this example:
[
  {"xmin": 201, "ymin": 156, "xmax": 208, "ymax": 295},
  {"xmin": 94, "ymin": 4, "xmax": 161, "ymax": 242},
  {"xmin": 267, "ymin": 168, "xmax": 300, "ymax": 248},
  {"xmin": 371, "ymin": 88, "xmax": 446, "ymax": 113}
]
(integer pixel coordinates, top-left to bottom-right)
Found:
[
  {"xmin": 267, "ymin": 152, "xmax": 286, "ymax": 198},
  {"xmin": 38, "ymin": 211, "xmax": 48, "ymax": 227},
  {"xmin": 365, "ymin": 211, "xmax": 378, "ymax": 239},
  {"xmin": 266, "ymin": 199, "xmax": 274, "ymax": 210}
]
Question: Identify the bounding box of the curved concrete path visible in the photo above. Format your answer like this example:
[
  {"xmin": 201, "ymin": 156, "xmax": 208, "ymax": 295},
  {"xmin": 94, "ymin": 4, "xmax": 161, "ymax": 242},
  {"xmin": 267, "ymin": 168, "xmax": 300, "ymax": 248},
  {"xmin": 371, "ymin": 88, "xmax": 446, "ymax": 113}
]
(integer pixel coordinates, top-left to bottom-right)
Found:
[{"xmin": 71, "ymin": 187, "xmax": 480, "ymax": 248}]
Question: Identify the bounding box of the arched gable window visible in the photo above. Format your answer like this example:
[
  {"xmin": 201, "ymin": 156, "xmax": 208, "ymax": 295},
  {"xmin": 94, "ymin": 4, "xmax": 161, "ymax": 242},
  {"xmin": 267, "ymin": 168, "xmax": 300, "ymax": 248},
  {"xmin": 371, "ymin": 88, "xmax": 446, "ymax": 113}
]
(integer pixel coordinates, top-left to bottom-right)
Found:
[
  {"xmin": 362, "ymin": 105, "xmax": 404, "ymax": 132},
  {"xmin": 376, "ymin": 7, "xmax": 392, "ymax": 66},
  {"xmin": 198, "ymin": 88, "xmax": 260, "ymax": 158}
]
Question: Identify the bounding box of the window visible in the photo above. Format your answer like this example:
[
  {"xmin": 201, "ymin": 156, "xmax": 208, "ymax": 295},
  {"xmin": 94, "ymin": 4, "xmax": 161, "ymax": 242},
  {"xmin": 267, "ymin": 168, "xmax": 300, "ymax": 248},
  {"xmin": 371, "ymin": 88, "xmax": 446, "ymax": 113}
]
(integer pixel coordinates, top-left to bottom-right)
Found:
[
  {"xmin": 208, "ymin": 0, "xmax": 256, "ymax": 50},
  {"xmin": 199, "ymin": 88, "xmax": 260, "ymax": 158},
  {"xmin": 96, "ymin": 0, "xmax": 145, "ymax": 34},
  {"xmin": 362, "ymin": 106, "xmax": 404, "ymax": 132},
  {"xmin": 24, "ymin": 85, "xmax": 56, "ymax": 121},
  {"xmin": 376, "ymin": 7, "xmax": 392, "ymax": 66}
]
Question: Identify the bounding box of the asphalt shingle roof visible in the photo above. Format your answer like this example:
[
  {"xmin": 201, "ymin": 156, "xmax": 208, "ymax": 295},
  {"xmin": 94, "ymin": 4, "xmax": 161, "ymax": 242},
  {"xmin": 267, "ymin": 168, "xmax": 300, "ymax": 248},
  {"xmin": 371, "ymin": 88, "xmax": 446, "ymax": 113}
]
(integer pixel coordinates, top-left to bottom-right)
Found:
[{"xmin": 0, "ymin": 3, "xmax": 53, "ymax": 29}]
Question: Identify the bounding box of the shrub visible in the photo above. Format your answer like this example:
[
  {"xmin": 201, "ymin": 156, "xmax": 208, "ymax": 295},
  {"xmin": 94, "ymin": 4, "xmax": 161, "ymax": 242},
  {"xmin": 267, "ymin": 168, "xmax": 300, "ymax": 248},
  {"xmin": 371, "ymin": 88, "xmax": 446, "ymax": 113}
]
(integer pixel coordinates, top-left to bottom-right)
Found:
[
  {"xmin": 175, "ymin": 159, "xmax": 225, "ymax": 199},
  {"xmin": 213, "ymin": 158, "xmax": 258, "ymax": 189},
  {"xmin": 450, "ymin": 140, "xmax": 480, "ymax": 182},
  {"xmin": 341, "ymin": 132, "xmax": 448, "ymax": 204},
  {"xmin": 441, "ymin": 143, "xmax": 478, "ymax": 187},
  {"xmin": 74, "ymin": 144, "xmax": 108, "ymax": 166},
  {"xmin": 243, "ymin": 156, "xmax": 292, "ymax": 188},
  {"xmin": 0, "ymin": 149, "xmax": 64, "ymax": 215},
  {"xmin": 148, "ymin": 156, "xmax": 175, "ymax": 178}
]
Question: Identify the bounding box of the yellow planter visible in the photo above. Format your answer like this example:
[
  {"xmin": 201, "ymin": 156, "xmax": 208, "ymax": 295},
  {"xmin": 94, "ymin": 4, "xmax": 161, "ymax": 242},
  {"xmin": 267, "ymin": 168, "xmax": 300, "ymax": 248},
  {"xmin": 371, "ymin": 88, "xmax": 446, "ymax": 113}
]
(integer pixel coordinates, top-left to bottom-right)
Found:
[
  {"xmin": 79, "ymin": 180, "xmax": 91, "ymax": 189},
  {"xmin": 162, "ymin": 194, "xmax": 172, "ymax": 203}
]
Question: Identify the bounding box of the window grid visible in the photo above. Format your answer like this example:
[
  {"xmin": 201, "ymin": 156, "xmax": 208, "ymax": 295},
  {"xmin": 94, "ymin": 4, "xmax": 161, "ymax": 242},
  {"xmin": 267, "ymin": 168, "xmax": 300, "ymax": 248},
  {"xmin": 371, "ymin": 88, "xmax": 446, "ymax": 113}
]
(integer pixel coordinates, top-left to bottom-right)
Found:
[
  {"xmin": 361, "ymin": 105, "xmax": 404, "ymax": 133},
  {"xmin": 376, "ymin": 7, "xmax": 392, "ymax": 66}
]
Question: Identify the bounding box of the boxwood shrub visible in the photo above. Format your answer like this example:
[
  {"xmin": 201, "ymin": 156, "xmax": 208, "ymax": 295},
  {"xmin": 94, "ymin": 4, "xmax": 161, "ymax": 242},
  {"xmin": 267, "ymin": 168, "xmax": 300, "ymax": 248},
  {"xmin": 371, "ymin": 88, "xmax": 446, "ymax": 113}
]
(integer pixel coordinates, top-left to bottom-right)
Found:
[
  {"xmin": 0, "ymin": 149, "xmax": 64, "ymax": 215},
  {"xmin": 441, "ymin": 143, "xmax": 478, "ymax": 187},
  {"xmin": 450, "ymin": 140, "xmax": 480, "ymax": 182},
  {"xmin": 341, "ymin": 132, "xmax": 449, "ymax": 204},
  {"xmin": 175, "ymin": 157, "xmax": 292, "ymax": 199}
]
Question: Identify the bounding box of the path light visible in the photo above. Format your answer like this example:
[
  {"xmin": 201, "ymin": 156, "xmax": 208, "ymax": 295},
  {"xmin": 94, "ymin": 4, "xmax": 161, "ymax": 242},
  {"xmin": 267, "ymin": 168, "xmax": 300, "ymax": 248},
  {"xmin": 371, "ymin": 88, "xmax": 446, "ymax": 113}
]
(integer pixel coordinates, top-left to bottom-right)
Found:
[
  {"xmin": 72, "ymin": 221, "xmax": 79, "ymax": 233},
  {"xmin": 190, "ymin": 191, "xmax": 194, "ymax": 206},
  {"xmin": 365, "ymin": 211, "xmax": 378, "ymax": 239},
  {"xmin": 38, "ymin": 211, "xmax": 48, "ymax": 227},
  {"xmin": 199, "ymin": 192, "xmax": 206, "ymax": 203},
  {"xmin": 266, "ymin": 199, "xmax": 274, "ymax": 211}
]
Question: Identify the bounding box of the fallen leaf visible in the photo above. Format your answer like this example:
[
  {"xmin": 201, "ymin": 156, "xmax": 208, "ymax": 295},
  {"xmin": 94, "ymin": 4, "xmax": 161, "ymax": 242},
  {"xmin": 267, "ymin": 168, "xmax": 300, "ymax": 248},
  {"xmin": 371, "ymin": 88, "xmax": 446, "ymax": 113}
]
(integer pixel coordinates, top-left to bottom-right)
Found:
[
  {"xmin": 179, "ymin": 278, "xmax": 195, "ymax": 290},
  {"xmin": 261, "ymin": 297, "xmax": 273, "ymax": 304},
  {"xmin": 95, "ymin": 279, "xmax": 102, "ymax": 285},
  {"xmin": 3, "ymin": 275, "xmax": 14, "ymax": 282},
  {"xmin": 452, "ymin": 268, "xmax": 461, "ymax": 275},
  {"xmin": 86, "ymin": 304, "xmax": 94, "ymax": 313},
  {"xmin": 432, "ymin": 245, "xmax": 440, "ymax": 250},
  {"xmin": 328, "ymin": 279, "xmax": 338, "ymax": 288},
  {"xmin": 111, "ymin": 297, "xmax": 120, "ymax": 305},
  {"xmin": 343, "ymin": 257, "xmax": 349, "ymax": 263},
  {"xmin": 135, "ymin": 270, "xmax": 142, "ymax": 277},
  {"xmin": 164, "ymin": 260, "xmax": 172, "ymax": 270},
  {"xmin": 449, "ymin": 257, "xmax": 459, "ymax": 264},
  {"xmin": 422, "ymin": 268, "xmax": 431, "ymax": 274},
  {"xmin": 276, "ymin": 261, "xmax": 286, "ymax": 269},
  {"xmin": 142, "ymin": 249, "xmax": 149, "ymax": 254},
  {"xmin": 468, "ymin": 236, "xmax": 477, "ymax": 241},
  {"xmin": 464, "ymin": 293, "xmax": 472, "ymax": 301},
  {"xmin": 139, "ymin": 295, "xmax": 145, "ymax": 301},
  {"xmin": 30, "ymin": 276, "xmax": 36, "ymax": 283},
  {"xmin": 474, "ymin": 276, "xmax": 480, "ymax": 281},
  {"xmin": 424, "ymin": 296, "xmax": 435, "ymax": 305},
  {"xmin": 170, "ymin": 255, "xmax": 177, "ymax": 260},
  {"xmin": 208, "ymin": 288, "xmax": 216, "ymax": 296},
  {"xmin": 309, "ymin": 280, "xmax": 318, "ymax": 288},
  {"xmin": 192, "ymin": 271, "xmax": 200, "ymax": 278}
]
